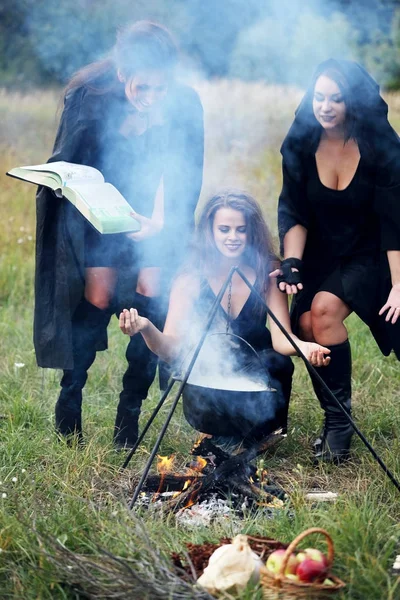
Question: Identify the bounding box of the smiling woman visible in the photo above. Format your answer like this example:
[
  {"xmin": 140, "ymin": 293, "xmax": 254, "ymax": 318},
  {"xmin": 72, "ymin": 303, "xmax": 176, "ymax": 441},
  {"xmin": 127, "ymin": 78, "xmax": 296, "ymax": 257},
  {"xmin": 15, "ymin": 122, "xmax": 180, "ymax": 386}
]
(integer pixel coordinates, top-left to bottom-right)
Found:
[
  {"xmin": 212, "ymin": 207, "xmax": 247, "ymax": 260},
  {"xmin": 277, "ymin": 58, "xmax": 400, "ymax": 464},
  {"xmin": 313, "ymin": 75, "xmax": 347, "ymax": 132},
  {"xmin": 120, "ymin": 189, "xmax": 331, "ymax": 448}
]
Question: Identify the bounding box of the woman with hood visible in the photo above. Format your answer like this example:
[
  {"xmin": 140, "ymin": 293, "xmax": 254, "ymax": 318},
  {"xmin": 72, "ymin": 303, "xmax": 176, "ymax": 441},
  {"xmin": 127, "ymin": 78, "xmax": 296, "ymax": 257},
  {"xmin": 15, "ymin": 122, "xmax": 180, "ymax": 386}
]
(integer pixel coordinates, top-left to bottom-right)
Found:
[
  {"xmin": 276, "ymin": 59, "xmax": 400, "ymax": 463},
  {"xmin": 34, "ymin": 21, "xmax": 204, "ymax": 447}
]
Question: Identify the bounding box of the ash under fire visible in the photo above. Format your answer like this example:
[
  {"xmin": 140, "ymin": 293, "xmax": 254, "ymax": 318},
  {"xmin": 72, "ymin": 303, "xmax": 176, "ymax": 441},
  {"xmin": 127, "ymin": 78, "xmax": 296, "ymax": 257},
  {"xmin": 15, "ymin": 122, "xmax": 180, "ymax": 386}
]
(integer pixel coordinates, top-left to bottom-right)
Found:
[{"xmin": 133, "ymin": 432, "xmax": 288, "ymax": 524}]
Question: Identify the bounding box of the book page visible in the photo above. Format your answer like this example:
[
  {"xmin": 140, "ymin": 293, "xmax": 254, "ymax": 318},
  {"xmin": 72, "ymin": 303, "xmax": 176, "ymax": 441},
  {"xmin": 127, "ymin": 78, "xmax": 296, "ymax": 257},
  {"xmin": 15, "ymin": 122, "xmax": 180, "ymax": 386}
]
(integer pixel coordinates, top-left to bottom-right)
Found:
[
  {"xmin": 7, "ymin": 168, "xmax": 62, "ymax": 190},
  {"xmin": 18, "ymin": 161, "xmax": 104, "ymax": 186},
  {"xmin": 66, "ymin": 182, "xmax": 140, "ymax": 233}
]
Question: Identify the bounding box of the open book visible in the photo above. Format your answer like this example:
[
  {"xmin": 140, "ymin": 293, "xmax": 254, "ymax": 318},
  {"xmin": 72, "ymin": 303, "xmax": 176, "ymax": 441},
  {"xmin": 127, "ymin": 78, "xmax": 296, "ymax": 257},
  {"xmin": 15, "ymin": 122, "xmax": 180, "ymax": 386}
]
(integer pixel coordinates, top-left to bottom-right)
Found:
[{"xmin": 7, "ymin": 161, "xmax": 140, "ymax": 235}]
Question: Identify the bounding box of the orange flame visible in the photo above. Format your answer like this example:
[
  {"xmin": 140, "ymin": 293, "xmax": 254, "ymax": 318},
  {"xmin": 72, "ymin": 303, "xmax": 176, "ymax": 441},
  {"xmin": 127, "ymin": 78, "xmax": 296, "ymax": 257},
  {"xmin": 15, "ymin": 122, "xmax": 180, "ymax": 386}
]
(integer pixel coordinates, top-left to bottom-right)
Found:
[
  {"xmin": 172, "ymin": 478, "xmax": 193, "ymax": 499},
  {"xmin": 188, "ymin": 456, "xmax": 208, "ymax": 473},
  {"xmin": 182, "ymin": 478, "xmax": 192, "ymax": 491},
  {"xmin": 157, "ymin": 454, "xmax": 175, "ymax": 473},
  {"xmin": 153, "ymin": 454, "xmax": 176, "ymax": 498}
]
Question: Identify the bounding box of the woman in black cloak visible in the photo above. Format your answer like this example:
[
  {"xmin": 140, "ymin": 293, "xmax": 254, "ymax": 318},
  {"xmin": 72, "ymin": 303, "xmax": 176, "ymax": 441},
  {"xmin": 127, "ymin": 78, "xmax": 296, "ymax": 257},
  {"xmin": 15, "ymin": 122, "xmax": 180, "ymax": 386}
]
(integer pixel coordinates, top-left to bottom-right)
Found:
[
  {"xmin": 276, "ymin": 58, "xmax": 400, "ymax": 463},
  {"xmin": 34, "ymin": 21, "xmax": 204, "ymax": 447}
]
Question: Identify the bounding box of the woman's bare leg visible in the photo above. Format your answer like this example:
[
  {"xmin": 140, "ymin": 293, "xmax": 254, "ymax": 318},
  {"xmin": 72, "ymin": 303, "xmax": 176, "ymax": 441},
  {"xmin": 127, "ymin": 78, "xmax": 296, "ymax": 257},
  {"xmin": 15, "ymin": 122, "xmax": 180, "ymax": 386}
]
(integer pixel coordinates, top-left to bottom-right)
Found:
[
  {"xmin": 298, "ymin": 311, "xmax": 315, "ymax": 342},
  {"xmin": 310, "ymin": 291, "xmax": 351, "ymax": 345},
  {"xmin": 135, "ymin": 267, "xmax": 161, "ymax": 298},
  {"xmin": 84, "ymin": 267, "xmax": 117, "ymax": 309}
]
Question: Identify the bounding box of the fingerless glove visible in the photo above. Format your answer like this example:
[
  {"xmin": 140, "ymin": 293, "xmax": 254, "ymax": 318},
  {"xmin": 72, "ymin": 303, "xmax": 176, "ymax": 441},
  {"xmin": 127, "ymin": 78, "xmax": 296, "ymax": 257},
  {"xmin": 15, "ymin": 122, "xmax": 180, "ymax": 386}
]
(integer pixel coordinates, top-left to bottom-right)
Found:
[{"xmin": 277, "ymin": 257, "xmax": 303, "ymax": 290}]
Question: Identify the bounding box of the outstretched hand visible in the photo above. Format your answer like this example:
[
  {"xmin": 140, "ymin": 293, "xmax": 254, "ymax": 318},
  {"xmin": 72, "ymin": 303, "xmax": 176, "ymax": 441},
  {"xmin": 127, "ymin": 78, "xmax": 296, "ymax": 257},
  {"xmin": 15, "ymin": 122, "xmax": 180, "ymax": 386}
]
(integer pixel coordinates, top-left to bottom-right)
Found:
[
  {"xmin": 126, "ymin": 211, "xmax": 162, "ymax": 242},
  {"xmin": 379, "ymin": 284, "xmax": 400, "ymax": 325},
  {"xmin": 119, "ymin": 308, "xmax": 148, "ymax": 336},
  {"xmin": 297, "ymin": 341, "xmax": 331, "ymax": 367}
]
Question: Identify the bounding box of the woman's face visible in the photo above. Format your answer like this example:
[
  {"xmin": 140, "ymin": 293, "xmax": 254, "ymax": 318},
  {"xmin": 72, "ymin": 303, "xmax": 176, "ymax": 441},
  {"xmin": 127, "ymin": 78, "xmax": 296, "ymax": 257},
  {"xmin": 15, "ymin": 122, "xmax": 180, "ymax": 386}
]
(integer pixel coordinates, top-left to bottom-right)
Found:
[
  {"xmin": 212, "ymin": 207, "xmax": 247, "ymax": 261},
  {"xmin": 120, "ymin": 69, "xmax": 168, "ymax": 113},
  {"xmin": 313, "ymin": 75, "xmax": 346, "ymax": 132}
]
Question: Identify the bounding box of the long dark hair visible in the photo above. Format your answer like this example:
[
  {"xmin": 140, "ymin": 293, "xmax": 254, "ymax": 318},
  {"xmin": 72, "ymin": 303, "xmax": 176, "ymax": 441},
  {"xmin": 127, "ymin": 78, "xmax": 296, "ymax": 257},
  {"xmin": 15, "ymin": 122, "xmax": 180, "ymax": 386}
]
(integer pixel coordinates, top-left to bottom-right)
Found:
[
  {"xmin": 192, "ymin": 189, "xmax": 277, "ymax": 294},
  {"xmin": 281, "ymin": 58, "xmax": 399, "ymax": 171},
  {"xmin": 65, "ymin": 20, "xmax": 178, "ymax": 95}
]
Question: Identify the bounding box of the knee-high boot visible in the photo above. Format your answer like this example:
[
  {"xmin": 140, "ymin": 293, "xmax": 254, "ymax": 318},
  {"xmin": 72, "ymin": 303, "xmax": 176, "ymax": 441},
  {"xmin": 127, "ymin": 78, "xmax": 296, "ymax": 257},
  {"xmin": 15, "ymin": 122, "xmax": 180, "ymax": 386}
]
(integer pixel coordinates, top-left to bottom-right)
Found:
[
  {"xmin": 308, "ymin": 340, "xmax": 354, "ymax": 463},
  {"xmin": 55, "ymin": 298, "xmax": 111, "ymax": 438},
  {"xmin": 113, "ymin": 295, "xmax": 164, "ymax": 449}
]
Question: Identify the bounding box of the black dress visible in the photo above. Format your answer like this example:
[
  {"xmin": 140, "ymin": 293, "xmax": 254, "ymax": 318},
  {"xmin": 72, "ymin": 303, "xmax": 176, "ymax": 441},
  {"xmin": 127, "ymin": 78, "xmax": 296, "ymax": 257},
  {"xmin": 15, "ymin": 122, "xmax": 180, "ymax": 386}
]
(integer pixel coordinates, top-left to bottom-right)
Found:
[
  {"xmin": 290, "ymin": 152, "xmax": 381, "ymax": 326},
  {"xmin": 34, "ymin": 81, "xmax": 204, "ymax": 369},
  {"xmin": 181, "ymin": 280, "xmax": 294, "ymax": 440},
  {"xmin": 278, "ymin": 141, "xmax": 400, "ymax": 358}
]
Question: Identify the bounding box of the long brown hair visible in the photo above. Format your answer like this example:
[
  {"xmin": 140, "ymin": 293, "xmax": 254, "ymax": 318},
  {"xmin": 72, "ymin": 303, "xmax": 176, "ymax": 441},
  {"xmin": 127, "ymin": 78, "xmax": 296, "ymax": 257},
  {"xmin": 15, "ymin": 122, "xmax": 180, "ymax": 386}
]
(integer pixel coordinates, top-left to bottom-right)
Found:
[
  {"xmin": 193, "ymin": 189, "xmax": 277, "ymax": 294},
  {"xmin": 65, "ymin": 20, "xmax": 178, "ymax": 95}
]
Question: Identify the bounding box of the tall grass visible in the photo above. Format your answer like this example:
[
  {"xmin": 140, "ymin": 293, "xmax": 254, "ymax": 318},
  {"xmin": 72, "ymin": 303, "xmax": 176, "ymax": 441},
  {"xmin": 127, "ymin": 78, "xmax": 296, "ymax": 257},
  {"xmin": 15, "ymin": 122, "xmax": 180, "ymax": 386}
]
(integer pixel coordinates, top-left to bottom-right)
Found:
[{"xmin": 0, "ymin": 83, "xmax": 400, "ymax": 598}]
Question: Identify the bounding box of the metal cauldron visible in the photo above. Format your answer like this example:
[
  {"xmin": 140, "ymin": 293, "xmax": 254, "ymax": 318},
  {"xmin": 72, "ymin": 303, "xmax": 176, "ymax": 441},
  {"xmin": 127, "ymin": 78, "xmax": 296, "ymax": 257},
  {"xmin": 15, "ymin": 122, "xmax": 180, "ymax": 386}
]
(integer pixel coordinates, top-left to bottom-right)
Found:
[{"xmin": 177, "ymin": 333, "xmax": 283, "ymax": 439}]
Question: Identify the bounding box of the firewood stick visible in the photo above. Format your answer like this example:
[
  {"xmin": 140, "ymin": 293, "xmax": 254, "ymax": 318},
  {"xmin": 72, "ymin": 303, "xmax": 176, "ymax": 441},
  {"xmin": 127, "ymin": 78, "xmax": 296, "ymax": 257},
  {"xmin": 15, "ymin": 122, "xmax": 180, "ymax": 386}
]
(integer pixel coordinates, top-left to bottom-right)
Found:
[{"xmin": 166, "ymin": 430, "xmax": 285, "ymax": 512}]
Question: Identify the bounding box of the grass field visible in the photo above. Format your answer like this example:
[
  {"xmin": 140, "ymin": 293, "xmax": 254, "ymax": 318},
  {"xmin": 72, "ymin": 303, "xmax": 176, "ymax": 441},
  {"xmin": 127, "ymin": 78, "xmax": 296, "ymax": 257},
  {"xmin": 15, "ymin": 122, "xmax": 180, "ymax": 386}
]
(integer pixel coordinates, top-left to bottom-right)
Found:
[{"xmin": 0, "ymin": 82, "xmax": 400, "ymax": 599}]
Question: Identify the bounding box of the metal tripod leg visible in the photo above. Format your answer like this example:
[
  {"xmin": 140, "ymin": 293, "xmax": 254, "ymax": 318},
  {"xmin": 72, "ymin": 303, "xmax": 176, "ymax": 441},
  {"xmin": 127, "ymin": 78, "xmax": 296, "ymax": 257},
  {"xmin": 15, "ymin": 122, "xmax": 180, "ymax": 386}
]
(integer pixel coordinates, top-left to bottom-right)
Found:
[
  {"xmin": 121, "ymin": 377, "xmax": 176, "ymax": 470},
  {"xmin": 235, "ymin": 267, "xmax": 400, "ymax": 495}
]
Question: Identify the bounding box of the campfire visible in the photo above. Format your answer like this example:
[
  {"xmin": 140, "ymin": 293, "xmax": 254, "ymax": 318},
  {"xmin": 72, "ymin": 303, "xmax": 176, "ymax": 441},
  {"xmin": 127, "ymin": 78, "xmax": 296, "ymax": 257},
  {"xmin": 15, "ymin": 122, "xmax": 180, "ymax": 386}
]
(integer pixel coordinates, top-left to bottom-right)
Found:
[{"xmin": 133, "ymin": 430, "xmax": 288, "ymax": 523}]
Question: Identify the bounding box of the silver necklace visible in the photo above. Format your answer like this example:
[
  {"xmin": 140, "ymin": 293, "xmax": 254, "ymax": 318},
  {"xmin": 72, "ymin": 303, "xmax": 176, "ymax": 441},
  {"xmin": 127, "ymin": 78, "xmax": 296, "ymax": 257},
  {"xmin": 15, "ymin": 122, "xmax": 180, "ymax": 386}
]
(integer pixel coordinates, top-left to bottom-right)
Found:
[{"xmin": 226, "ymin": 278, "xmax": 232, "ymax": 334}]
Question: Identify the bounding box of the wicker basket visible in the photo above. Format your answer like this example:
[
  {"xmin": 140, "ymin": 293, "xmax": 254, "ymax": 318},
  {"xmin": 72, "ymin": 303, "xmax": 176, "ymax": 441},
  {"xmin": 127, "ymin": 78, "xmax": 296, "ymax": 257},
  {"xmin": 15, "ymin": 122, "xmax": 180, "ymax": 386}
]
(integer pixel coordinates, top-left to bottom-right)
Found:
[{"xmin": 260, "ymin": 528, "xmax": 346, "ymax": 599}]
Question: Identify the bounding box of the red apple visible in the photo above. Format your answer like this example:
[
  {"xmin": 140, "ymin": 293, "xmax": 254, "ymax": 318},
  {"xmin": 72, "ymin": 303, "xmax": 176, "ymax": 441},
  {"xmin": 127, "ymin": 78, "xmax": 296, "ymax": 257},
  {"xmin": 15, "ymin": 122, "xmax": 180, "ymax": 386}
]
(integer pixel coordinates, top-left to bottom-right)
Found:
[
  {"xmin": 266, "ymin": 549, "xmax": 298, "ymax": 575},
  {"xmin": 296, "ymin": 558, "xmax": 328, "ymax": 582},
  {"xmin": 301, "ymin": 547, "xmax": 329, "ymax": 569}
]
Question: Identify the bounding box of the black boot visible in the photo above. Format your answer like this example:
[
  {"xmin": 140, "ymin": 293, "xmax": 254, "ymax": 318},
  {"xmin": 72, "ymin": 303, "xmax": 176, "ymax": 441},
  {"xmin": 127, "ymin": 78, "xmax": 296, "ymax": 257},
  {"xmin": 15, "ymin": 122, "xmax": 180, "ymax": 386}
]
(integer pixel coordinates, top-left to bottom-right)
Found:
[
  {"xmin": 308, "ymin": 340, "xmax": 354, "ymax": 464},
  {"xmin": 113, "ymin": 295, "xmax": 163, "ymax": 449},
  {"xmin": 55, "ymin": 298, "xmax": 111, "ymax": 440}
]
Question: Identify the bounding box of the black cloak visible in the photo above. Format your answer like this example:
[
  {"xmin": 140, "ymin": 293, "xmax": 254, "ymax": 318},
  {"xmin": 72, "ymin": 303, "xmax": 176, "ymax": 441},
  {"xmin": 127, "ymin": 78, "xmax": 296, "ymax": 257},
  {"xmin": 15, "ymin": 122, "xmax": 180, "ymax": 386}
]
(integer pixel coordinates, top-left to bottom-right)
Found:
[
  {"xmin": 278, "ymin": 59, "xmax": 400, "ymax": 358},
  {"xmin": 34, "ymin": 81, "xmax": 204, "ymax": 369}
]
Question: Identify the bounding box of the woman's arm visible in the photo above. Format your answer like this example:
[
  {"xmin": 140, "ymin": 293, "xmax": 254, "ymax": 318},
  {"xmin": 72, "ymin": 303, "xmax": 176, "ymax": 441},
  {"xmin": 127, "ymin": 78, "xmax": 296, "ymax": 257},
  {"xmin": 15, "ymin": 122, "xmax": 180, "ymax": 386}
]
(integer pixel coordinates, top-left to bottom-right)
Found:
[
  {"xmin": 282, "ymin": 224, "xmax": 308, "ymax": 260},
  {"xmin": 276, "ymin": 157, "xmax": 309, "ymax": 294},
  {"xmin": 266, "ymin": 283, "xmax": 330, "ymax": 366},
  {"xmin": 119, "ymin": 274, "xmax": 199, "ymax": 363}
]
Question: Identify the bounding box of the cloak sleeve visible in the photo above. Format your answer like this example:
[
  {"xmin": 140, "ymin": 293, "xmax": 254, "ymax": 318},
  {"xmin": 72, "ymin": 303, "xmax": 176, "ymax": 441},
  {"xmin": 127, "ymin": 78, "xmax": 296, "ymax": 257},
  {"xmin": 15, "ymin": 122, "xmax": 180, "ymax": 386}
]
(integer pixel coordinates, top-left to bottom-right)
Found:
[
  {"xmin": 277, "ymin": 150, "xmax": 310, "ymax": 256},
  {"xmin": 155, "ymin": 85, "xmax": 204, "ymax": 281},
  {"xmin": 370, "ymin": 139, "xmax": 400, "ymax": 360},
  {"xmin": 374, "ymin": 146, "xmax": 400, "ymax": 252},
  {"xmin": 34, "ymin": 87, "xmax": 98, "ymax": 369}
]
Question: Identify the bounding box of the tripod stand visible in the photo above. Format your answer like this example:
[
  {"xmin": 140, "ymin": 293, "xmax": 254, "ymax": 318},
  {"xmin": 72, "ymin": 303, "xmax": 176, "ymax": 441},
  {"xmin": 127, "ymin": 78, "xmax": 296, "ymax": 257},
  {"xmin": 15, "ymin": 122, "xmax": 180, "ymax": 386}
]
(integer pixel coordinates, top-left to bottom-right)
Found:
[{"xmin": 122, "ymin": 266, "xmax": 400, "ymax": 508}]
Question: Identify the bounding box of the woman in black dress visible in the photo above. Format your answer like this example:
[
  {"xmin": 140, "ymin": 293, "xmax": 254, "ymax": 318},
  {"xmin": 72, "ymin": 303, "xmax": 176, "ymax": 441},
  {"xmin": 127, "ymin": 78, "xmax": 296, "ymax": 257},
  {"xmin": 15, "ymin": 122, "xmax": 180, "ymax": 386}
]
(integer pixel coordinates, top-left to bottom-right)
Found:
[
  {"xmin": 276, "ymin": 59, "xmax": 400, "ymax": 463},
  {"xmin": 120, "ymin": 190, "xmax": 330, "ymax": 448},
  {"xmin": 34, "ymin": 21, "xmax": 204, "ymax": 446}
]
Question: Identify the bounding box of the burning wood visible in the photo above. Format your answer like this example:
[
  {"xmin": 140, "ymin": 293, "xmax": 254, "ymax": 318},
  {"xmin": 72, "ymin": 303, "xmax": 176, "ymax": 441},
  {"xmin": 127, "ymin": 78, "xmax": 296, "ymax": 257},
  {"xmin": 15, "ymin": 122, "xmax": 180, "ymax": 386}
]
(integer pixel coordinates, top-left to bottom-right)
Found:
[{"xmin": 133, "ymin": 430, "xmax": 287, "ymax": 520}]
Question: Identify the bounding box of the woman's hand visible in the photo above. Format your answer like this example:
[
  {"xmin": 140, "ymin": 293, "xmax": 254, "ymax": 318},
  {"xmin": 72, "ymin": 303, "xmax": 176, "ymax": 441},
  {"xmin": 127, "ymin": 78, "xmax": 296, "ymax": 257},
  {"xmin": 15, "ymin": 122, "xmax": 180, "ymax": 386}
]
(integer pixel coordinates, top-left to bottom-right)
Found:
[
  {"xmin": 379, "ymin": 283, "xmax": 400, "ymax": 324},
  {"xmin": 119, "ymin": 308, "xmax": 149, "ymax": 336},
  {"xmin": 126, "ymin": 211, "xmax": 162, "ymax": 242},
  {"xmin": 297, "ymin": 341, "xmax": 331, "ymax": 366},
  {"xmin": 269, "ymin": 258, "xmax": 303, "ymax": 295}
]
